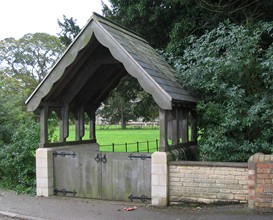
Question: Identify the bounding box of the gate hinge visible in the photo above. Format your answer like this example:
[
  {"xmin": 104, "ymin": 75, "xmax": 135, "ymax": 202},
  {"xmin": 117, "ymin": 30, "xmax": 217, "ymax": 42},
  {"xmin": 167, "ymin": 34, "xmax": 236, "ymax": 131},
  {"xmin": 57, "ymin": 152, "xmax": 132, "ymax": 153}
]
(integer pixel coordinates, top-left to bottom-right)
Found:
[
  {"xmin": 54, "ymin": 188, "xmax": 77, "ymax": 196},
  {"xmin": 129, "ymin": 154, "xmax": 151, "ymax": 160},
  {"xmin": 128, "ymin": 194, "xmax": 151, "ymax": 202},
  {"xmin": 53, "ymin": 151, "xmax": 76, "ymax": 158}
]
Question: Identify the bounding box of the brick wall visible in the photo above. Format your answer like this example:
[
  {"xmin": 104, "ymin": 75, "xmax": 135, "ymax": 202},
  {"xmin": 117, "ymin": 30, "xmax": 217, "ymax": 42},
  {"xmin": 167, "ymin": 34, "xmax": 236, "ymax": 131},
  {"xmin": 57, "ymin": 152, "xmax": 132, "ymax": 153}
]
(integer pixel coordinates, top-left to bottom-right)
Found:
[
  {"xmin": 248, "ymin": 153, "xmax": 273, "ymax": 212},
  {"xmin": 169, "ymin": 161, "xmax": 248, "ymax": 204}
]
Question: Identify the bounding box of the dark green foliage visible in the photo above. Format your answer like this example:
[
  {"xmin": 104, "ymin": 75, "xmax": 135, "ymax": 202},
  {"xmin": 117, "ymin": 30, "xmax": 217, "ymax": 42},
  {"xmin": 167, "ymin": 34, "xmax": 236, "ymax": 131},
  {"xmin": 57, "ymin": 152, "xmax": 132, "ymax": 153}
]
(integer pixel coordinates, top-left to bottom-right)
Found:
[
  {"xmin": 174, "ymin": 22, "xmax": 273, "ymax": 161},
  {"xmin": 0, "ymin": 117, "xmax": 39, "ymax": 194},
  {"xmin": 104, "ymin": 0, "xmax": 273, "ymax": 55},
  {"xmin": 0, "ymin": 75, "xmax": 39, "ymax": 193},
  {"xmin": 57, "ymin": 15, "xmax": 81, "ymax": 47},
  {"xmin": 104, "ymin": 0, "xmax": 202, "ymax": 50}
]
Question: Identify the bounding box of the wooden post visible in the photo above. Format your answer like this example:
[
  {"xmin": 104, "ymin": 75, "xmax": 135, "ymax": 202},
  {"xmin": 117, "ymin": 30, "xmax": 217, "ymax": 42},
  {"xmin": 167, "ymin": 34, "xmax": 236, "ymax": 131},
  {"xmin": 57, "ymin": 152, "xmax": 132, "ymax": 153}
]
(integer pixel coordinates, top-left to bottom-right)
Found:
[
  {"xmin": 88, "ymin": 109, "xmax": 96, "ymax": 141},
  {"xmin": 159, "ymin": 108, "xmax": 168, "ymax": 152},
  {"xmin": 181, "ymin": 109, "xmax": 189, "ymax": 143},
  {"xmin": 40, "ymin": 106, "xmax": 48, "ymax": 147},
  {"xmin": 168, "ymin": 107, "xmax": 179, "ymax": 146},
  {"xmin": 63, "ymin": 105, "xmax": 69, "ymax": 141},
  {"xmin": 75, "ymin": 106, "xmax": 85, "ymax": 141},
  {"xmin": 56, "ymin": 105, "xmax": 69, "ymax": 142},
  {"xmin": 191, "ymin": 109, "xmax": 198, "ymax": 142},
  {"xmin": 89, "ymin": 111, "xmax": 96, "ymax": 140}
]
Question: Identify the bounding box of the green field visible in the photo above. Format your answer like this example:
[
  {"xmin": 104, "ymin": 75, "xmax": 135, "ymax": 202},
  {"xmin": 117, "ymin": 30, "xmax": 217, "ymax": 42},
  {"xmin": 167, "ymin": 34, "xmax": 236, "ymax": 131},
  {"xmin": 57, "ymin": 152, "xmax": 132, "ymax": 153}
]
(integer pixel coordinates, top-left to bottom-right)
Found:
[{"xmin": 52, "ymin": 125, "xmax": 160, "ymax": 152}]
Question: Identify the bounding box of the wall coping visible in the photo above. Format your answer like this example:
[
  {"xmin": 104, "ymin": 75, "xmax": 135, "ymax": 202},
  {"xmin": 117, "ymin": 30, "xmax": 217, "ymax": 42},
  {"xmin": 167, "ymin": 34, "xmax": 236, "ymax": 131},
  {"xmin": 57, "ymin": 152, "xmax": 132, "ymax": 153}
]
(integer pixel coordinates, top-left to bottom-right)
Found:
[{"xmin": 169, "ymin": 161, "xmax": 248, "ymax": 168}]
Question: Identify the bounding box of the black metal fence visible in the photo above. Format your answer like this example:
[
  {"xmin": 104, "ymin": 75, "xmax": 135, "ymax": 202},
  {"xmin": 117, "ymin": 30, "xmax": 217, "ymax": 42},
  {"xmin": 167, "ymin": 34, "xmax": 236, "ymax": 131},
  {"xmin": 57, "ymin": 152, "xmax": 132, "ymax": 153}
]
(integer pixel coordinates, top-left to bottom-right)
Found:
[{"xmin": 100, "ymin": 139, "xmax": 159, "ymax": 153}]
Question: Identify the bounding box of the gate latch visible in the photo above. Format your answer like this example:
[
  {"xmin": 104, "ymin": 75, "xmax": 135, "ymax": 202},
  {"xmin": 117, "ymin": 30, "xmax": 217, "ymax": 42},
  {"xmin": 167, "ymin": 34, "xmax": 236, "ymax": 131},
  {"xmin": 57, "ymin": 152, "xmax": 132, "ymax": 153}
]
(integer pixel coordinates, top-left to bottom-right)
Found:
[{"xmin": 95, "ymin": 154, "xmax": 107, "ymax": 163}]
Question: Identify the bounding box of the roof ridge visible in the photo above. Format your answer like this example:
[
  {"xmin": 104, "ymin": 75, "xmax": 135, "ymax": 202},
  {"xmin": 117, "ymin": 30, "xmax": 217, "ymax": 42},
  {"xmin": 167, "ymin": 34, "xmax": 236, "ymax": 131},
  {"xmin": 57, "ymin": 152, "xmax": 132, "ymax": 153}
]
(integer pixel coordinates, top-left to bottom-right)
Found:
[{"xmin": 92, "ymin": 12, "xmax": 147, "ymax": 43}]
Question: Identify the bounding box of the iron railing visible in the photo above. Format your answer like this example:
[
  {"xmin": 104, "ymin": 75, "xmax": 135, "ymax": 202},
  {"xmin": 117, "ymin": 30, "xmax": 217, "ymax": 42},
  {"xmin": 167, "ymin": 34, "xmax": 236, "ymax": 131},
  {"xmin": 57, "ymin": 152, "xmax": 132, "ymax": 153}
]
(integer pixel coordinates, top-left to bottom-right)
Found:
[{"xmin": 100, "ymin": 139, "xmax": 159, "ymax": 152}]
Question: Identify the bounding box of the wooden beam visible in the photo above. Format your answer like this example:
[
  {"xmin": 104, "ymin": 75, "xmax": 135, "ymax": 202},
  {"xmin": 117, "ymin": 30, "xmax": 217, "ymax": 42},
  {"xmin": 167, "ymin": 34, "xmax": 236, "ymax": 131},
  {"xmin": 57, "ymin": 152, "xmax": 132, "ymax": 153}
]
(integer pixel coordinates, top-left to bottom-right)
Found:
[
  {"xmin": 167, "ymin": 108, "xmax": 179, "ymax": 146},
  {"xmin": 43, "ymin": 36, "xmax": 101, "ymax": 101},
  {"xmin": 87, "ymin": 108, "xmax": 96, "ymax": 141},
  {"xmin": 62, "ymin": 64, "xmax": 101, "ymax": 104},
  {"xmin": 75, "ymin": 106, "xmax": 85, "ymax": 141},
  {"xmin": 173, "ymin": 107, "xmax": 180, "ymax": 145},
  {"xmin": 75, "ymin": 65, "xmax": 125, "ymax": 107},
  {"xmin": 181, "ymin": 109, "xmax": 189, "ymax": 143},
  {"xmin": 61, "ymin": 46, "xmax": 118, "ymax": 105},
  {"xmin": 56, "ymin": 105, "xmax": 69, "ymax": 142},
  {"xmin": 159, "ymin": 108, "xmax": 168, "ymax": 152},
  {"xmin": 39, "ymin": 106, "xmax": 48, "ymax": 147}
]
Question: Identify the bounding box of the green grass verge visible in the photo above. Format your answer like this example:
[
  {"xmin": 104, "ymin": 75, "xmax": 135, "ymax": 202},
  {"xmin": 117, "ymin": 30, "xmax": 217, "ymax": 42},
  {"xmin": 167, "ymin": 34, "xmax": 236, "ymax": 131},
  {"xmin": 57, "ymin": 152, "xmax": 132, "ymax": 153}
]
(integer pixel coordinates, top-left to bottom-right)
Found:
[{"xmin": 52, "ymin": 125, "xmax": 159, "ymax": 152}]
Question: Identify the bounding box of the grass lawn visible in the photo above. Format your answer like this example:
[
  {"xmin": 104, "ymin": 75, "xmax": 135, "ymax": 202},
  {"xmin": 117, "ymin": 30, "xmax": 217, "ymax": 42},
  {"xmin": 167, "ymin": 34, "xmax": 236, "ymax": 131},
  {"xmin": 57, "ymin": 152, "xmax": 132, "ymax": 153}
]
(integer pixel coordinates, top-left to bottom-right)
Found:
[{"xmin": 52, "ymin": 125, "xmax": 159, "ymax": 152}]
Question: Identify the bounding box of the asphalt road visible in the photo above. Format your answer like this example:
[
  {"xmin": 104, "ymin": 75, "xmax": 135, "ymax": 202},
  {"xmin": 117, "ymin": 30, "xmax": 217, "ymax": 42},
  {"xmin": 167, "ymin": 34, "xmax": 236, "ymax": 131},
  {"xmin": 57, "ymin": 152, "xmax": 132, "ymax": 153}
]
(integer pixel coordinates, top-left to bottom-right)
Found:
[{"xmin": 1, "ymin": 190, "xmax": 273, "ymax": 220}]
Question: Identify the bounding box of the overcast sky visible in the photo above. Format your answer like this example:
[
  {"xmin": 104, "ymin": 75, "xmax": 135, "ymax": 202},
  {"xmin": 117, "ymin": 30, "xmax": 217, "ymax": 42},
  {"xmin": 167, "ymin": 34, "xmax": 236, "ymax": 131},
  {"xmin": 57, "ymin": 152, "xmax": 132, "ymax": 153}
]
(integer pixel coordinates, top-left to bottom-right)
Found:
[{"xmin": 0, "ymin": 0, "xmax": 110, "ymax": 40}]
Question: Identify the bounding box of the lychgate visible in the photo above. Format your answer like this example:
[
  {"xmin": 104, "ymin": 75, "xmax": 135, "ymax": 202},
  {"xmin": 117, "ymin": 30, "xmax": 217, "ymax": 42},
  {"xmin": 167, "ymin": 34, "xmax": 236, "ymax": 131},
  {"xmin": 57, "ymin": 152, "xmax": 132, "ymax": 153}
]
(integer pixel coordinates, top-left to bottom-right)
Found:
[{"xmin": 26, "ymin": 13, "xmax": 198, "ymax": 206}]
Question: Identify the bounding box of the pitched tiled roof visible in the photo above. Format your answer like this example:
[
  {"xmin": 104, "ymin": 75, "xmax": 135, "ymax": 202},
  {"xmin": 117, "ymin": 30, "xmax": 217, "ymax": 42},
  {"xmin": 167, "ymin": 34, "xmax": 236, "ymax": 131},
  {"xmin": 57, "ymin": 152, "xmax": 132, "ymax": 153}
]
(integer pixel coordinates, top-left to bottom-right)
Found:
[{"xmin": 26, "ymin": 13, "xmax": 197, "ymax": 112}]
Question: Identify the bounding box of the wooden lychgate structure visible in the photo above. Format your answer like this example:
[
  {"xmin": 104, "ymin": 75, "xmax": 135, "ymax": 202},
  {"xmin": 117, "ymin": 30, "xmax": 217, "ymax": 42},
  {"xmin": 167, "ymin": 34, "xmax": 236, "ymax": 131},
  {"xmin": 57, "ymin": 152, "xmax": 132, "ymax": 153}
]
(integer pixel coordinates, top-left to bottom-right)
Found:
[
  {"xmin": 26, "ymin": 13, "xmax": 198, "ymax": 202},
  {"xmin": 26, "ymin": 13, "xmax": 198, "ymax": 151}
]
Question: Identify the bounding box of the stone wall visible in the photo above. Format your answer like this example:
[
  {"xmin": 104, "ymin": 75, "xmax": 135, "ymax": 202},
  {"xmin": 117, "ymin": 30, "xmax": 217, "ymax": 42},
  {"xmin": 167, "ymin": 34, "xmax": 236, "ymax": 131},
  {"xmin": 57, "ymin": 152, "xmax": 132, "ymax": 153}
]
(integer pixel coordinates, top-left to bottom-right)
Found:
[
  {"xmin": 169, "ymin": 161, "xmax": 248, "ymax": 204},
  {"xmin": 248, "ymin": 153, "xmax": 273, "ymax": 212}
]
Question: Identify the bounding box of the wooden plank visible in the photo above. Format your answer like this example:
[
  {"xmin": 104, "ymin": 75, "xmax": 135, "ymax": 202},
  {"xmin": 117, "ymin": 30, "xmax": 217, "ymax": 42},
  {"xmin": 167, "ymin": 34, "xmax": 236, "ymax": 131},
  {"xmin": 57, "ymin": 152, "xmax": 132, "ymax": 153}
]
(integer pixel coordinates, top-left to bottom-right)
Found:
[
  {"xmin": 75, "ymin": 106, "xmax": 85, "ymax": 141},
  {"xmin": 143, "ymin": 158, "xmax": 151, "ymax": 196},
  {"xmin": 87, "ymin": 156, "xmax": 100, "ymax": 198},
  {"xmin": 55, "ymin": 105, "xmax": 69, "ymax": 142},
  {"xmin": 87, "ymin": 109, "xmax": 96, "ymax": 140},
  {"xmin": 159, "ymin": 108, "xmax": 168, "ymax": 152},
  {"xmin": 62, "ymin": 105, "xmax": 69, "ymax": 141},
  {"xmin": 118, "ymin": 157, "xmax": 126, "ymax": 201},
  {"xmin": 43, "ymin": 139, "xmax": 96, "ymax": 148},
  {"xmin": 136, "ymin": 156, "xmax": 144, "ymax": 196},
  {"xmin": 40, "ymin": 106, "xmax": 48, "ymax": 145},
  {"xmin": 181, "ymin": 109, "xmax": 189, "ymax": 143},
  {"xmin": 169, "ymin": 108, "xmax": 179, "ymax": 145},
  {"xmin": 130, "ymin": 155, "xmax": 138, "ymax": 196},
  {"xmin": 111, "ymin": 156, "xmax": 119, "ymax": 200},
  {"xmin": 124, "ymin": 156, "xmax": 133, "ymax": 201},
  {"xmin": 101, "ymin": 153, "xmax": 113, "ymax": 200}
]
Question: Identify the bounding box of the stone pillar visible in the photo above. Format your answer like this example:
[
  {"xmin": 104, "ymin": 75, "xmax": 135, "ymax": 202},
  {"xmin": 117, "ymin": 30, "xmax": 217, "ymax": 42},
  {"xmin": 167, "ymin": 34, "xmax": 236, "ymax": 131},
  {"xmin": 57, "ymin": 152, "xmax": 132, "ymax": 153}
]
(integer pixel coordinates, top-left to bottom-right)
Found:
[
  {"xmin": 151, "ymin": 151, "xmax": 171, "ymax": 206},
  {"xmin": 36, "ymin": 148, "xmax": 54, "ymax": 197}
]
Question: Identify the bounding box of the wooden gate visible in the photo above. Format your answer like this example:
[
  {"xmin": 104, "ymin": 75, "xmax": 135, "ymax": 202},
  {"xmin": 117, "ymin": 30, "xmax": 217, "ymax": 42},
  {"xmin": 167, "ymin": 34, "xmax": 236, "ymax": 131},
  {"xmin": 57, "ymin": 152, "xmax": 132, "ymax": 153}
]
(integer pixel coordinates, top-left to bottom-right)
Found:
[{"xmin": 53, "ymin": 150, "xmax": 151, "ymax": 202}]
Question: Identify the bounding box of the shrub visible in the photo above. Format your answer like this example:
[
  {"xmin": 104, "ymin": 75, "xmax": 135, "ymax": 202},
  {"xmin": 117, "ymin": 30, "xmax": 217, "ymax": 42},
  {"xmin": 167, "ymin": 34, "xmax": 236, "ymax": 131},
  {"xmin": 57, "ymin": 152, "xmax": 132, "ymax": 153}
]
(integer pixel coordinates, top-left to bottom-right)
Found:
[
  {"xmin": 175, "ymin": 22, "xmax": 273, "ymax": 161},
  {"xmin": 0, "ymin": 117, "xmax": 39, "ymax": 194}
]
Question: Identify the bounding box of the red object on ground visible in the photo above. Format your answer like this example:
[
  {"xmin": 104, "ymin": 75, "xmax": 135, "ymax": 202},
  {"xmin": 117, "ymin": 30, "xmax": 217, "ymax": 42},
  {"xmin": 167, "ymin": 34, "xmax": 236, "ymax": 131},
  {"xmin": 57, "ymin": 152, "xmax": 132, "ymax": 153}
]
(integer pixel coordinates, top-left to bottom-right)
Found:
[{"xmin": 124, "ymin": 206, "xmax": 137, "ymax": 211}]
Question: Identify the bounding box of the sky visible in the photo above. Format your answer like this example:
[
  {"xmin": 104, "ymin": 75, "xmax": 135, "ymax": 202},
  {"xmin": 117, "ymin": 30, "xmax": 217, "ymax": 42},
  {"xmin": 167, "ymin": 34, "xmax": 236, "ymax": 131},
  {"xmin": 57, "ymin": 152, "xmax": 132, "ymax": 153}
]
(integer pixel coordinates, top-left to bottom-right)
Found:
[{"xmin": 0, "ymin": 0, "xmax": 111, "ymax": 40}]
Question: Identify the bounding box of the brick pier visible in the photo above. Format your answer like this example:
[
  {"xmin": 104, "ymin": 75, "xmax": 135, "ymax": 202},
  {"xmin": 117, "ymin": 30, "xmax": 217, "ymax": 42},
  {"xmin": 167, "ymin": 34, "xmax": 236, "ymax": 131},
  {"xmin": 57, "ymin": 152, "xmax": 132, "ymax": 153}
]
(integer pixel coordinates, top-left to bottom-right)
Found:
[{"xmin": 248, "ymin": 153, "xmax": 273, "ymax": 212}]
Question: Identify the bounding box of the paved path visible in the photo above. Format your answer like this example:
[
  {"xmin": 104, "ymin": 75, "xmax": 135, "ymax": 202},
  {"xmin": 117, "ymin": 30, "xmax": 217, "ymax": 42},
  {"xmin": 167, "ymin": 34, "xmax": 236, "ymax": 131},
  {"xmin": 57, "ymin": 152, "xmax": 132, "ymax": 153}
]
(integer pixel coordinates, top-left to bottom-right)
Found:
[{"xmin": 0, "ymin": 190, "xmax": 272, "ymax": 220}]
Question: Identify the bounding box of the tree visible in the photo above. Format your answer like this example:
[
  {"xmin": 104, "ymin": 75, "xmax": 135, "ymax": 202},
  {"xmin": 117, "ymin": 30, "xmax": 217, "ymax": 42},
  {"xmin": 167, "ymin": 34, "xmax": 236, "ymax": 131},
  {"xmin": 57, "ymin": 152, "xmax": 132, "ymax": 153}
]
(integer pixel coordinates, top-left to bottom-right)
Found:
[
  {"xmin": 103, "ymin": 0, "xmax": 273, "ymax": 55},
  {"xmin": 0, "ymin": 74, "xmax": 29, "ymax": 144},
  {"xmin": 98, "ymin": 75, "xmax": 158, "ymax": 129},
  {"xmin": 0, "ymin": 33, "xmax": 64, "ymax": 86},
  {"xmin": 58, "ymin": 15, "xmax": 81, "ymax": 47},
  {"xmin": 174, "ymin": 22, "xmax": 273, "ymax": 161},
  {"xmin": 0, "ymin": 74, "xmax": 39, "ymax": 193},
  {"xmin": 0, "ymin": 33, "xmax": 63, "ymax": 193}
]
